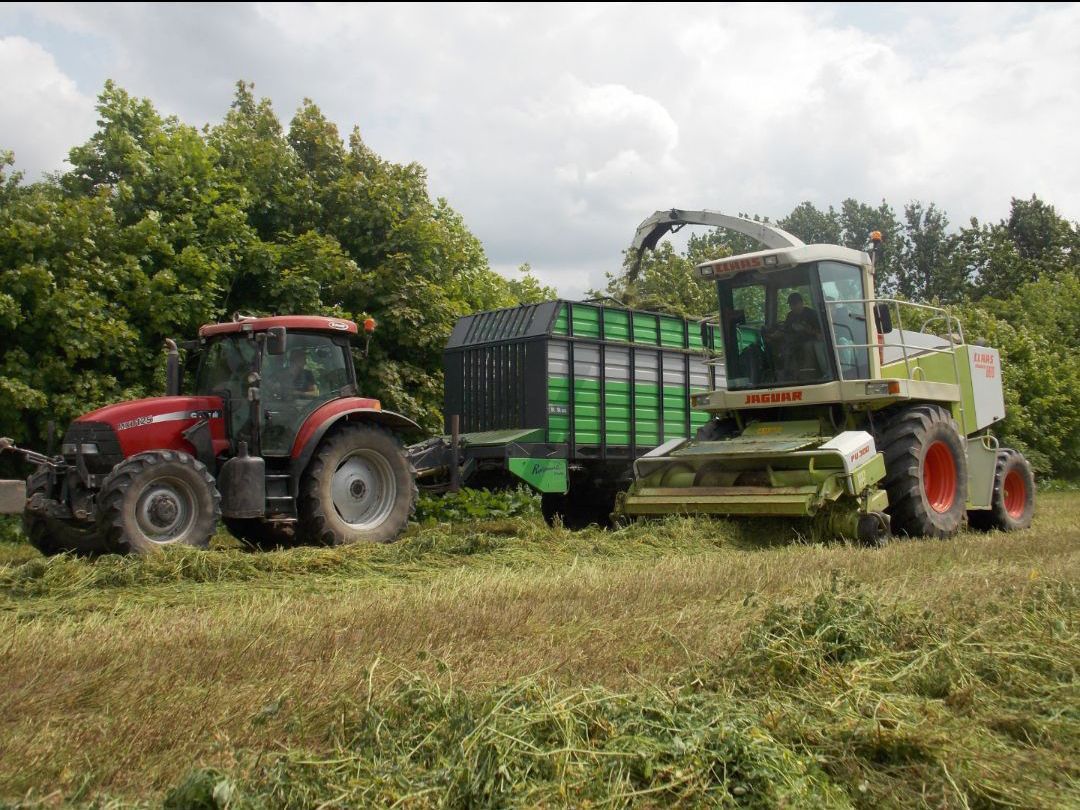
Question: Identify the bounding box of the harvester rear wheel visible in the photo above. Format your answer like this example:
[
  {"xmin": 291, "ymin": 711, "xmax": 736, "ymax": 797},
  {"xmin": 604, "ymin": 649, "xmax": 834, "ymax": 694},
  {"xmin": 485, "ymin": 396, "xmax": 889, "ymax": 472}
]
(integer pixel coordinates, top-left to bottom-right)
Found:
[
  {"xmin": 968, "ymin": 450, "xmax": 1035, "ymax": 531},
  {"xmin": 97, "ymin": 451, "xmax": 221, "ymax": 554},
  {"xmin": 878, "ymin": 405, "xmax": 968, "ymax": 538},
  {"xmin": 298, "ymin": 424, "xmax": 416, "ymax": 545}
]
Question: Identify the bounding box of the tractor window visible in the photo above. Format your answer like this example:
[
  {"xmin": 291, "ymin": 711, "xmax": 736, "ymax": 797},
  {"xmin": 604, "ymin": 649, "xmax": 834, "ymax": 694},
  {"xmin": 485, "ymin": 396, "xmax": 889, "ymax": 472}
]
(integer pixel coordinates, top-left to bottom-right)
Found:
[
  {"xmin": 260, "ymin": 333, "xmax": 352, "ymax": 456},
  {"xmin": 718, "ymin": 264, "xmax": 834, "ymax": 390},
  {"xmin": 195, "ymin": 335, "xmax": 258, "ymax": 445},
  {"xmin": 819, "ymin": 261, "xmax": 871, "ymax": 380}
]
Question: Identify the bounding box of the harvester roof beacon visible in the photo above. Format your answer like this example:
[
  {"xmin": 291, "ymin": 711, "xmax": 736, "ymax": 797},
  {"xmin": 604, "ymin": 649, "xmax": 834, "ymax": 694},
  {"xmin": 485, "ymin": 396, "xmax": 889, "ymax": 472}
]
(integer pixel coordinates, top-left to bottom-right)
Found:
[{"xmin": 616, "ymin": 209, "xmax": 1035, "ymax": 543}]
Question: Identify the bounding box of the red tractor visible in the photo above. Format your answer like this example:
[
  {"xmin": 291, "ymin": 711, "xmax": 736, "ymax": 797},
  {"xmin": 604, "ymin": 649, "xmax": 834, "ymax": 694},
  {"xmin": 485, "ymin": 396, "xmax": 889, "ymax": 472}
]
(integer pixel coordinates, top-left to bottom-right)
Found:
[{"xmin": 0, "ymin": 316, "xmax": 421, "ymax": 554}]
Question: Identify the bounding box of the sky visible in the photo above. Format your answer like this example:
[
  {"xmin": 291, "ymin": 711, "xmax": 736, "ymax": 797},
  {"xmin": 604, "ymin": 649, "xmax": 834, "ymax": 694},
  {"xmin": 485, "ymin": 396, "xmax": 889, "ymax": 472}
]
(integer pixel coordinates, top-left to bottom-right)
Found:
[{"xmin": 1, "ymin": 2, "xmax": 1078, "ymax": 297}]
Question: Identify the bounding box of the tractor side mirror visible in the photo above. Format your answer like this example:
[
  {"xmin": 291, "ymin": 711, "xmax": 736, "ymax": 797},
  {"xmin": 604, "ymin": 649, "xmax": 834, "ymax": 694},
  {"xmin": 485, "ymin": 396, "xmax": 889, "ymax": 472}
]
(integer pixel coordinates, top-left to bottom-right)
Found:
[
  {"xmin": 873, "ymin": 303, "xmax": 893, "ymax": 334},
  {"xmin": 266, "ymin": 326, "xmax": 287, "ymax": 356}
]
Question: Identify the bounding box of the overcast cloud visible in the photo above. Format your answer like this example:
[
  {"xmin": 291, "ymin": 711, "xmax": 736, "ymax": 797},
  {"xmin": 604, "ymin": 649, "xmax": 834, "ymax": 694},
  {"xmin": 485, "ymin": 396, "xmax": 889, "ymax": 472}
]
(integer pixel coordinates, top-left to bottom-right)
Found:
[{"xmin": 1, "ymin": 2, "xmax": 1078, "ymax": 296}]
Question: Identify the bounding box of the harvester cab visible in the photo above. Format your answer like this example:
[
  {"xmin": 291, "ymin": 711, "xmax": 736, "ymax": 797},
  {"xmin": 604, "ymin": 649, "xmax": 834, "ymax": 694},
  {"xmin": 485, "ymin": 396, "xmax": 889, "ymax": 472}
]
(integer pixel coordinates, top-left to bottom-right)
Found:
[
  {"xmin": 1, "ymin": 315, "xmax": 421, "ymax": 555},
  {"xmin": 617, "ymin": 209, "xmax": 1036, "ymax": 542}
]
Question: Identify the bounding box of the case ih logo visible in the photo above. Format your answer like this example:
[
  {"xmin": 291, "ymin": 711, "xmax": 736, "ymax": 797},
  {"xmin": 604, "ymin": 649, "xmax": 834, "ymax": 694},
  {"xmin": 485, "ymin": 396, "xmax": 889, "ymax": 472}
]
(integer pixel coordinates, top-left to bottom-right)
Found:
[
  {"xmin": 972, "ymin": 351, "xmax": 997, "ymax": 379},
  {"xmin": 744, "ymin": 391, "xmax": 803, "ymax": 405}
]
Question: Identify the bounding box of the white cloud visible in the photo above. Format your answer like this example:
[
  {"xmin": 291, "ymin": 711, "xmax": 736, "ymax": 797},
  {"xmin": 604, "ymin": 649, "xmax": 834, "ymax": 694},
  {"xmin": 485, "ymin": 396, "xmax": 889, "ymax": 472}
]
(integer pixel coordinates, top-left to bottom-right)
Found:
[
  {"xmin": 4, "ymin": 3, "xmax": 1079, "ymax": 296},
  {"xmin": 0, "ymin": 35, "xmax": 96, "ymax": 176}
]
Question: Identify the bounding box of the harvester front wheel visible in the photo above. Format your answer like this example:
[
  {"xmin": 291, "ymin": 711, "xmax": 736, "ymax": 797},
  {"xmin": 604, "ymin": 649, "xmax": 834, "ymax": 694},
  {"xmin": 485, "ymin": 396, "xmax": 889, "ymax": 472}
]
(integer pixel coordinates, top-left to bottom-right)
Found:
[
  {"xmin": 968, "ymin": 450, "xmax": 1035, "ymax": 532},
  {"xmin": 298, "ymin": 424, "xmax": 416, "ymax": 545},
  {"xmin": 97, "ymin": 451, "xmax": 221, "ymax": 554},
  {"xmin": 879, "ymin": 405, "xmax": 968, "ymax": 538}
]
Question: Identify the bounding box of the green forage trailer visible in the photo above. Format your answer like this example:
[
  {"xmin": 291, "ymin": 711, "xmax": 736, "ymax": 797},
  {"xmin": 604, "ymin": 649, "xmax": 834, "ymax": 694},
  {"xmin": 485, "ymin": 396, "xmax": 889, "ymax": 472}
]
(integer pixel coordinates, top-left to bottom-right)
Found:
[{"xmin": 408, "ymin": 300, "xmax": 723, "ymax": 527}]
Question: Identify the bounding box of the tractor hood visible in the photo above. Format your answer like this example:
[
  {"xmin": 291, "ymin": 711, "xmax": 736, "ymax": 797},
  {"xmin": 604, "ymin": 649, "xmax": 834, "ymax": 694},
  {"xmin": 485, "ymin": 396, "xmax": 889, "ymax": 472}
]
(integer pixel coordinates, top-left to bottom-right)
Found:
[{"xmin": 74, "ymin": 396, "xmax": 229, "ymax": 461}]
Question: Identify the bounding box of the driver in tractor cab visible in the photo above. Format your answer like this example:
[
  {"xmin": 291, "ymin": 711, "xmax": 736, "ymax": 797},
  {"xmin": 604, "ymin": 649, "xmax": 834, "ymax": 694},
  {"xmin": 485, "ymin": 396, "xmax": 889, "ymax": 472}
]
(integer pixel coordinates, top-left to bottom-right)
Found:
[
  {"xmin": 766, "ymin": 292, "xmax": 823, "ymax": 380},
  {"xmin": 289, "ymin": 348, "xmax": 318, "ymax": 396}
]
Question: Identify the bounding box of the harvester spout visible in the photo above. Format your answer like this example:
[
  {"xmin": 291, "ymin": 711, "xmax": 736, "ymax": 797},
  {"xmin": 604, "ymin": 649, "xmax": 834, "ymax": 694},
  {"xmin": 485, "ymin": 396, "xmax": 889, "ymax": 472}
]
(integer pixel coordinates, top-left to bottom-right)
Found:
[{"xmin": 628, "ymin": 208, "xmax": 805, "ymax": 276}]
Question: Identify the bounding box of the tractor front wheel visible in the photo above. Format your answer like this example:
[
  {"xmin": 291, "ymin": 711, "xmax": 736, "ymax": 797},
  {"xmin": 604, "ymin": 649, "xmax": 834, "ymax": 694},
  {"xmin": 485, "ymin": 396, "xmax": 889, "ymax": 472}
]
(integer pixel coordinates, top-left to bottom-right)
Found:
[
  {"xmin": 97, "ymin": 451, "xmax": 221, "ymax": 554},
  {"xmin": 298, "ymin": 424, "xmax": 416, "ymax": 545},
  {"xmin": 969, "ymin": 450, "xmax": 1035, "ymax": 531},
  {"xmin": 878, "ymin": 404, "xmax": 968, "ymax": 538}
]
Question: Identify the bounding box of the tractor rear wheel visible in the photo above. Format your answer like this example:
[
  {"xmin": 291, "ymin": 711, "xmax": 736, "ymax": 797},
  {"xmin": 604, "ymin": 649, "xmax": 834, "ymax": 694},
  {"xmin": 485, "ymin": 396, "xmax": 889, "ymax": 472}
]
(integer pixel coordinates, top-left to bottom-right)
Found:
[
  {"xmin": 22, "ymin": 469, "xmax": 106, "ymax": 556},
  {"xmin": 298, "ymin": 424, "xmax": 416, "ymax": 545},
  {"xmin": 97, "ymin": 451, "xmax": 221, "ymax": 554},
  {"xmin": 878, "ymin": 404, "xmax": 968, "ymax": 538},
  {"xmin": 223, "ymin": 517, "xmax": 296, "ymax": 550},
  {"xmin": 968, "ymin": 450, "xmax": 1035, "ymax": 531}
]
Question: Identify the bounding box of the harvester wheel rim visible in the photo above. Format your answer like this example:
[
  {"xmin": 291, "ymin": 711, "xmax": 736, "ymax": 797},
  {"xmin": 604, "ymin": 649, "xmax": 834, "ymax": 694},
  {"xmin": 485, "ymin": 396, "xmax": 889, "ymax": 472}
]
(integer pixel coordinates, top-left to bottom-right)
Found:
[
  {"xmin": 331, "ymin": 449, "xmax": 397, "ymax": 529},
  {"xmin": 923, "ymin": 440, "xmax": 957, "ymax": 513},
  {"xmin": 134, "ymin": 476, "xmax": 196, "ymax": 544},
  {"xmin": 1003, "ymin": 469, "xmax": 1026, "ymax": 519}
]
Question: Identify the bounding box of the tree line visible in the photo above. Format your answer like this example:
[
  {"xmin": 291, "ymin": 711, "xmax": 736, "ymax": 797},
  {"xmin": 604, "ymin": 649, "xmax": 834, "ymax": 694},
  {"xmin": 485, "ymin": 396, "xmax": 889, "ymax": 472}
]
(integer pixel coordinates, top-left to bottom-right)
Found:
[
  {"xmin": 1, "ymin": 81, "xmax": 1077, "ymax": 477},
  {"xmin": 0, "ymin": 80, "xmax": 552, "ymax": 466}
]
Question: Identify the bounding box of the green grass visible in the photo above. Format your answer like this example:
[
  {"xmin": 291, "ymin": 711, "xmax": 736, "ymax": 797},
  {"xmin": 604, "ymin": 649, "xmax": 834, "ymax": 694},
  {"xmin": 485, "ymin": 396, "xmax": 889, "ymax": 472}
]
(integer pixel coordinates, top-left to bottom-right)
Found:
[{"xmin": 0, "ymin": 494, "xmax": 1077, "ymax": 808}]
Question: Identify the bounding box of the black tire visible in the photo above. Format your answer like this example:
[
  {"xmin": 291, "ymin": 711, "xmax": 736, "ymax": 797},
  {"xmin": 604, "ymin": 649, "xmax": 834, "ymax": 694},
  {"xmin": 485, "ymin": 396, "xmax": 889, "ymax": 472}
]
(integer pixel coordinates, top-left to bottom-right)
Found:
[
  {"xmin": 298, "ymin": 424, "xmax": 416, "ymax": 545},
  {"xmin": 223, "ymin": 517, "xmax": 297, "ymax": 550},
  {"xmin": 877, "ymin": 404, "xmax": 968, "ymax": 538},
  {"xmin": 968, "ymin": 450, "xmax": 1035, "ymax": 531},
  {"xmin": 22, "ymin": 469, "xmax": 106, "ymax": 556},
  {"xmin": 22, "ymin": 511, "xmax": 104, "ymax": 556},
  {"xmin": 97, "ymin": 451, "xmax": 221, "ymax": 554},
  {"xmin": 541, "ymin": 486, "xmax": 616, "ymax": 530}
]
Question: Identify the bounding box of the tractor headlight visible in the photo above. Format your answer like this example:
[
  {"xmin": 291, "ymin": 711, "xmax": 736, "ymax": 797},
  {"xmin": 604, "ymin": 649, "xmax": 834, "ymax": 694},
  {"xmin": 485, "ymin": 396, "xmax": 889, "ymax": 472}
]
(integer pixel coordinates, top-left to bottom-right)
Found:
[{"xmin": 62, "ymin": 443, "xmax": 99, "ymax": 455}]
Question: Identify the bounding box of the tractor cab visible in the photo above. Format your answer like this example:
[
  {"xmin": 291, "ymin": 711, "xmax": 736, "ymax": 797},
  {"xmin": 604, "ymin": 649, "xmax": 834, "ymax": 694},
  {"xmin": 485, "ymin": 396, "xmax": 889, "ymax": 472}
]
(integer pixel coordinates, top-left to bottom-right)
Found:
[
  {"xmin": 699, "ymin": 247, "xmax": 876, "ymax": 391},
  {"xmin": 192, "ymin": 316, "xmax": 368, "ymax": 456}
]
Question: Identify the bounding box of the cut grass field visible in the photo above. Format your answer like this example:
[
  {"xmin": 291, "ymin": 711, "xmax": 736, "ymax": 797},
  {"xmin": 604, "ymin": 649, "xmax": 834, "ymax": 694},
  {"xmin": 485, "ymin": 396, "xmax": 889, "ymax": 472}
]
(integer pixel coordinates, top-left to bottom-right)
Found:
[{"xmin": 0, "ymin": 493, "xmax": 1077, "ymax": 808}]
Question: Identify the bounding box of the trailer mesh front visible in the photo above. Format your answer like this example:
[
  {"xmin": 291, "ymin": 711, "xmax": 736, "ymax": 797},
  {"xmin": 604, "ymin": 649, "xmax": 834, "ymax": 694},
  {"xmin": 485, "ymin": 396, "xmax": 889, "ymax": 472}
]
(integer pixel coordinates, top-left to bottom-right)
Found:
[{"xmin": 444, "ymin": 300, "xmax": 725, "ymax": 458}]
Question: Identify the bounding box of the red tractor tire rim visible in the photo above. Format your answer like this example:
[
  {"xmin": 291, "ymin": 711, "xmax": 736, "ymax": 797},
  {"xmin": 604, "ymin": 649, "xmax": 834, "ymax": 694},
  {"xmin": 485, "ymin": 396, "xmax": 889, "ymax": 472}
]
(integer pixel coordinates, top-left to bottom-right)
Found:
[
  {"xmin": 923, "ymin": 441, "xmax": 957, "ymax": 513},
  {"xmin": 1003, "ymin": 469, "xmax": 1027, "ymax": 518}
]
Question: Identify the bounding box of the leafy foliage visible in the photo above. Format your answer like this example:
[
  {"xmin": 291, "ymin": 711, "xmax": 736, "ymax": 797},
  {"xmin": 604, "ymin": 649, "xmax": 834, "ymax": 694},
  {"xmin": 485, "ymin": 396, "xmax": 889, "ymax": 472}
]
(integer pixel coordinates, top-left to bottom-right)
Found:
[
  {"xmin": 413, "ymin": 486, "xmax": 539, "ymax": 523},
  {"xmin": 0, "ymin": 80, "xmax": 551, "ymax": 462}
]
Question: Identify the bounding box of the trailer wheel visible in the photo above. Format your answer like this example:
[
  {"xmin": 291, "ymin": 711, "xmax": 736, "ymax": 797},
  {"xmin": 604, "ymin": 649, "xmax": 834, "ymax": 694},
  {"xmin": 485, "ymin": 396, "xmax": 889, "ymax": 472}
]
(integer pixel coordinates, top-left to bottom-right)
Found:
[
  {"xmin": 541, "ymin": 487, "xmax": 616, "ymax": 530},
  {"xmin": 223, "ymin": 517, "xmax": 296, "ymax": 550},
  {"xmin": 298, "ymin": 423, "xmax": 416, "ymax": 545},
  {"xmin": 97, "ymin": 451, "xmax": 221, "ymax": 554},
  {"xmin": 968, "ymin": 450, "xmax": 1035, "ymax": 532},
  {"xmin": 878, "ymin": 404, "xmax": 968, "ymax": 538},
  {"xmin": 22, "ymin": 470, "xmax": 107, "ymax": 556}
]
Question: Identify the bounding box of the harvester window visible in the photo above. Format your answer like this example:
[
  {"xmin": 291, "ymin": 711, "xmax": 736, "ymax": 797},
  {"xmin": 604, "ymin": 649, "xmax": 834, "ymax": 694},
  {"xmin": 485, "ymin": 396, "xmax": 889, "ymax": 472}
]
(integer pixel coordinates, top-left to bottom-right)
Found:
[
  {"xmin": 719, "ymin": 264, "xmax": 835, "ymax": 390},
  {"xmin": 819, "ymin": 261, "xmax": 871, "ymax": 380}
]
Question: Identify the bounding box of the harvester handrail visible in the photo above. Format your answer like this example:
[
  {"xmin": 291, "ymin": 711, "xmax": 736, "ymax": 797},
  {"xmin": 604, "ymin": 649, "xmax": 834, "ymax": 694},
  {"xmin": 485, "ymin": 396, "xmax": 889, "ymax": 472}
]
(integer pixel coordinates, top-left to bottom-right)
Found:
[{"xmin": 821, "ymin": 297, "xmax": 965, "ymax": 405}]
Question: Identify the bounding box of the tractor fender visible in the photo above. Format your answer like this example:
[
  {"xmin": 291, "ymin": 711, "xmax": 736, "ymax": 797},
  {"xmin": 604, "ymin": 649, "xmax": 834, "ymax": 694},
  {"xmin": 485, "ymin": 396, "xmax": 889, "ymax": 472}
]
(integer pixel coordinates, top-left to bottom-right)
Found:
[{"xmin": 290, "ymin": 400, "xmax": 426, "ymax": 483}]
